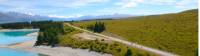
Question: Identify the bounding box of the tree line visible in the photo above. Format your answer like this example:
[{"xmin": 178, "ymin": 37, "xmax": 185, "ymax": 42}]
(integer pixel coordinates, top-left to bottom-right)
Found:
[
  {"xmin": 0, "ymin": 21, "xmax": 65, "ymax": 47},
  {"xmin": 34, "ymin": 22, "xmax": 65, "ymax": 47}
]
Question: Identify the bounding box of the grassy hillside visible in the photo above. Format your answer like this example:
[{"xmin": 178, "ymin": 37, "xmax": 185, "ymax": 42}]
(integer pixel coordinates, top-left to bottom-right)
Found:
[
  {"xmin": 59, "ymin": 25, "xmax": 157, "ymax": 56},
  {"xmin": 73, "ymin": 9, "xmax": 198, "ymax": 56}
]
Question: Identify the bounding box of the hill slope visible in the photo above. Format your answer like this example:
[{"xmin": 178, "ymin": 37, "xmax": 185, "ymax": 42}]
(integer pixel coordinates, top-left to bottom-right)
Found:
[{"xmin": 74, "ymin": 9, "xmax": 198, "ymax": 56}]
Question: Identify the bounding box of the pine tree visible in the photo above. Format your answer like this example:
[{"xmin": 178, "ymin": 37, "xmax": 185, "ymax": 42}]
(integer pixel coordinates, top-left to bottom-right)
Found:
[
  {"xmin": 125, "ymin": 48, "xmax": 132, "ymax": 56},
  {"xmin": 90, "ymin": 21, "xmax": 106, "ymax": 33}
]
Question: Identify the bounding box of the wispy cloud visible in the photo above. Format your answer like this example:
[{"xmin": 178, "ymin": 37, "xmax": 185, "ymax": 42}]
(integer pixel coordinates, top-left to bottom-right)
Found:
[
  {"xmin": 0, "ymin": 0, "xmax": 109, "ymax": 8},
  {"xmin": 114, "ymin": 0, "xmax": 197, "ymax": 9},
  {"xmin": 175, "ymin": 0, "xmax": 197, "ymax": 9},
  {"xmin": 0, "ymin": 0, "xmax": 197, "ymax": 18}
]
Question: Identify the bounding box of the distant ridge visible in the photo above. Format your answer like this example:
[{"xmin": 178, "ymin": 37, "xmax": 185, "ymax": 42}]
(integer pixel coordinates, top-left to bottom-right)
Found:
[
  {"xmin": 0, "ymin": 12, "xmax": 133, "ymax": 24},
  {"xmin": 179, "ymin": 9, "xmax": 198, "ymax": 13},
  {"xmin": 0, "ymin": 12, "xmax": 65, "ymax": 24},
  {"xmin": 67, "ymin": 14, "xmax": 133, "ymax": 21}
]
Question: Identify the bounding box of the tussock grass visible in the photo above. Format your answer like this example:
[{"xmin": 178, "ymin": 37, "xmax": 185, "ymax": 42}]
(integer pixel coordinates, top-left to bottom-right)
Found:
[
  {"xmin": 59, "ymin": 26, "xmax": 157, "ymax": 56},
  {"xmin": 73, "ymin": 9, "xmax": 198, "ymax": 56}
]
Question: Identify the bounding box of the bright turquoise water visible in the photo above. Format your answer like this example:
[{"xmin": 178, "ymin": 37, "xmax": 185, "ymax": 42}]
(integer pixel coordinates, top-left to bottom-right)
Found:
[
  {"xmin": 0, "ymin": 30, "xmax": 36, "ymax": 45},
  {"xmin": 0, "ymin": 48, "xmax": 38, "ymax": 56},
  {"xmin": 0, "ymin": 29, "xmax": 40, "ymax": 56}
]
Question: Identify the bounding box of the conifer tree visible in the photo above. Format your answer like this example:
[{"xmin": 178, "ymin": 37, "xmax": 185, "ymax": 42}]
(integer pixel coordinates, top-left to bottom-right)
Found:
[{"xmin": 125, "ymin": 48, "xmax": 132, "ymax": 56}]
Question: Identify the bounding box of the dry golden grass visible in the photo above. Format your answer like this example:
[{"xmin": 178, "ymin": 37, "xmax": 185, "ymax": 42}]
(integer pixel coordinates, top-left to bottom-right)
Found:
[{"xmin": 73, "ymin": 9, "xmax": 198, "ymax": 56}]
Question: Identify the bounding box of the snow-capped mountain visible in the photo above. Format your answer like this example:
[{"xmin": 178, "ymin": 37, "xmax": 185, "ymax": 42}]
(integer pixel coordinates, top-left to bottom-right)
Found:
[{"xmin": 0, "ymin": 12, "xmax": 133, "ymax": 24}]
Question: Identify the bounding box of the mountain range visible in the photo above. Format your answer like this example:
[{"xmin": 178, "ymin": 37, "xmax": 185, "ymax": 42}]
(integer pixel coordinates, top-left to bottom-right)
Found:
[
  {"xmin": 0, "ymin": 12, "xmax": 66, "ymax": 24},
  {"xmin": 69, "ymin": 14, "xmax": 133, "ymax": 21},
  {"xmin": 0, "ymin": 12, "xmax": 133, "ymax": 24}
]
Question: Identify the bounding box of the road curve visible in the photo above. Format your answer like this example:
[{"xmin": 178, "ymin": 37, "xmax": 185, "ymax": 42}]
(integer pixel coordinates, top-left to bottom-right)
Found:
[{"xmin": 66, "ymin": 23, "xmax": 178, "ymax": 56}]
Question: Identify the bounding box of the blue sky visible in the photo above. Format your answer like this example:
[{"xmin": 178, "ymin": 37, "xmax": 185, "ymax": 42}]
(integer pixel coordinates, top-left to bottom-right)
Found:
[{"xmin": 0, "ymin": 0, "xmax": 198, "ymax": 18}]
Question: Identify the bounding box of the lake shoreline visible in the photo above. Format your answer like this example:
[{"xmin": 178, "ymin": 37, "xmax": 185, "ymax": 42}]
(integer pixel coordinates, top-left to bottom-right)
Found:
[
  {"xmin": 0, "ymin": 29, "xmax": 39, "ymax": 32},
  {"xmin": 3, "ymin": 30, "xmax": 112, "ymax": 56}
]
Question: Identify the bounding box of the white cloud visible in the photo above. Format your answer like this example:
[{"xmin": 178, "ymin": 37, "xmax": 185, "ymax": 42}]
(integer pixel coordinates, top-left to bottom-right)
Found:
[
  {"xmin": 48, "ymin": 14, "xmax": 83, "ymax": 18},
  {"xmin": 175, "ymin": 0, "xmax": 197, "ymax": 9},
  {"xmin": 47, "ymin": 0, "xmax": 110, "ymax": 8},
  {"xmin": 145, "ymin": 0, "xmax": 176, "ymax": 5},
  {"xmin": 0, "ymin": 0, "xmax": 111, "ymax": 16},
  {"xmin": 24, "ymin": 12, "xmax": 35, "ymax": 16},
  {"xmin": 48, "ymin": 15, "xmax": 69, "ymax": 18},
  {"xmin": 96, "ymin": 7, "xmax": 130, "ymax": 15},
  {"xmin": 115, "ymin": 0, "xmax": 197, "ymax": 9},
  {"xmin": 0, "ymin": 0, "xmax": 197, "ymax": 17},
  {"xmin": 0, "ymin": 0, "xmax": 110, "ymax": 9},
  {"xmin": 115, "ymin": 0, "xmax": 144, "ymax": 8},
  {"xmin": 176, "ymin": 0, "xmax": 190, "ymax": 6}
]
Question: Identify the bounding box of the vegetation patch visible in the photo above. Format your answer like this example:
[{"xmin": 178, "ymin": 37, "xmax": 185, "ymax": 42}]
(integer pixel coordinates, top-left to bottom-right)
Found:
[
  {"xmin": 59, "ymin": 26, "xmax": 157, "ymax": 56},
  {"xmin": 86, "ymin": 21, "xmax": 105, "ymax": 33},
  {"xmin": 73, "ymin": 9, "xmax": 198, "ymax": 56},
  {"xmin": 35, "ymin": 22, "xmax": 64, "ymax": 47}
]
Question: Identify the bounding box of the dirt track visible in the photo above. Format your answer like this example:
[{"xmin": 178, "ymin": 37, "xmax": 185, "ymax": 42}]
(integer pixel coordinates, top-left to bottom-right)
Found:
[{"xmin": 67, "ymin": 23, "xmax": 178, "ymax": 56}]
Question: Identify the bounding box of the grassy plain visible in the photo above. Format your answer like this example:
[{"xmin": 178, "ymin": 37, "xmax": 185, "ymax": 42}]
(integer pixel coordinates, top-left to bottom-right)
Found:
[
  {"xmin": 58, "ymin": 25, "xmax": 157, "ymax": 56},
  {"xmin": 73, "ymin": 9, "xmax": 198, "ymax": 56}
]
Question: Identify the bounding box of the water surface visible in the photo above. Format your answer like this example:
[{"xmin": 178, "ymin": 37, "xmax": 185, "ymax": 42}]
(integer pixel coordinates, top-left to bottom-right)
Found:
[
  {"xmin": 0, "ymin": 48, "xmax": 39, "ymax": 56},
  {"xmin": 0, "ymin": 30, "xmax": 37, "ymax": 45},
  {"xmin": 0, "ymin": 29, "xmax": 40, "ymax": 56}
]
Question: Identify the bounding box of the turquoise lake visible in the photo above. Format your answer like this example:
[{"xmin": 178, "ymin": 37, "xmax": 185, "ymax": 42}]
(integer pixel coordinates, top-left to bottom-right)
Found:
[
  {"xmin": 0, "ymin": 29, "xmax": 40, "ymax": 56},
  {"xmin": 0, "ymin": 48, "xmax": 38, "ymax": 56},
  {"xmin": 0, "ymin": 30, "xmax": 36, "ymax": 45}
]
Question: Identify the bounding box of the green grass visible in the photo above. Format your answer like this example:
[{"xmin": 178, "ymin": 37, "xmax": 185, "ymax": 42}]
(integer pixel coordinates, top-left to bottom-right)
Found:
[
  {"xmin": 58, "ymin": 25, "xmax": 157, "ymax": 56},
  {"xmin": 73, "ymin": 9, "xmax": 198, "ymax": 56}
]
